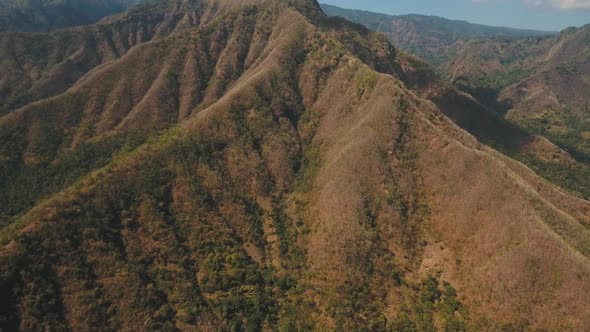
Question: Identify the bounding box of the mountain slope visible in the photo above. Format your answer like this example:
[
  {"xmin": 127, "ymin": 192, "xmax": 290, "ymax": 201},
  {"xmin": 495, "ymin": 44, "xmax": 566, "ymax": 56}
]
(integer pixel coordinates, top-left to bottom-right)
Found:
[
  {"xmin": 0, "ymin": 0, "xmax": 142, "ymax": 32},
  {"xmin": 446, "ymin": 25, "xmax": 590, "ymax": 198},
  {"xmin": 321, "ymin": 3, "xmax": 590, "ymax": 199},
  {"xmin": 320, "ymin": 3, "xmax": 553, "ymax": 66},
  {"xmin": 0, "ymin": 0, "xmax": 215, "ymax": 116},
  {"xmin": 448, "ymin": 25, "xmax": 590, "ymax": 142},
  {"xmin": 1, "ymin": 0, "xmax": 590, "ymax": 330}
]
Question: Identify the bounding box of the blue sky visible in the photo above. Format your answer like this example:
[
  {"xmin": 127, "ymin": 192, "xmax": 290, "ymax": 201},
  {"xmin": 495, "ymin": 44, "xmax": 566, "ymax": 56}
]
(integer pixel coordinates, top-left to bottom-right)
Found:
[{"xmin": 321, "ymin": 0, "xmax": 590, "ymax": 31}]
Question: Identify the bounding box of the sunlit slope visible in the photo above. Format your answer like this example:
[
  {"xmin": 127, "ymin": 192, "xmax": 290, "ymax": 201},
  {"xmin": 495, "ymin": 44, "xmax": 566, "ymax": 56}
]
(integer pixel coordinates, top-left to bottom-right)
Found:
[{"xmin": 0, "ymin": 1, "xmax": 589, "ymax": 330}]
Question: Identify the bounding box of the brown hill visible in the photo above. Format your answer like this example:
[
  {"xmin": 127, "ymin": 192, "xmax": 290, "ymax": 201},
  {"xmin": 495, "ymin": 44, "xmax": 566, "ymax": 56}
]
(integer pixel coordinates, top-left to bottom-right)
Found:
[
  {"xmin": 444, "ymin": 26, "xmax": 590, "ymax": 198},
  {"xmin": 442, "ymin": 26, "xmax": 590, "ymax": 151},
  {"xmin": 0, "ymin": 0, "xmax": 215, "ymax": 116},
  {"xmin": 320, "ymin": 3, "xmax": 590, "ymax": 199},
  {"xmin": 1, "ymin": 0, "xmax": 590, "ymax": 330}
]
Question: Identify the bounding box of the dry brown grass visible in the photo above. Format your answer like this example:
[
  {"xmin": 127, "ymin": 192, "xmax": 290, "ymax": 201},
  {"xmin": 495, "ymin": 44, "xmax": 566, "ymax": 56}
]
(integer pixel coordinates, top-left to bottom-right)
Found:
[{"xmin": 1, "ymin": 0, "xmax": 590, "ymax": 330}]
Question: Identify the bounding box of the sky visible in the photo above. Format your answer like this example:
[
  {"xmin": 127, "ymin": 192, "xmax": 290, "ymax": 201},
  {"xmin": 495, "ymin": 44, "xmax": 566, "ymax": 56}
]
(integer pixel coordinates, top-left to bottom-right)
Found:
[{"xmin": 321, "ymin": 0, "xmax": 590, "ymax": 31}]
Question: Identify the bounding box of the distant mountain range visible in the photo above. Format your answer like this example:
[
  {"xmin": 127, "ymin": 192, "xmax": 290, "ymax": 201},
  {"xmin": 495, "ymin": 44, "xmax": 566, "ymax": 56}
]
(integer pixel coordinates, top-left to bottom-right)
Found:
[
  {"xmin": 320, "ymin": 3, "xmax": 554, "ymax": 66},
  {"xmin": 322, "ymin": 3, "xmax": 590, "ymax": 197}
]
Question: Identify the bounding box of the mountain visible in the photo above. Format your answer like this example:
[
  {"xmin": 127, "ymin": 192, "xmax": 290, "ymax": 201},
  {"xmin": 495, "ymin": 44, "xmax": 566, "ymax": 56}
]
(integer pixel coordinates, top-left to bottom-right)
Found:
[
  {"xmin": 0, "ymin": 0, "xmax": 208, "ymax": 116},
  {"xmin": 321, "ymin": 3, "xmax": 590, "ymax": 199},
  {"xmin": 320, "ymin": 3, "xmax": 554, "ymax": 66},
  {"xmin": 442, "ymin": 25, "xmax": 590, "ymax": 197},
  {"xmin": 0, "ymin": 0, "xmax": 141, "ymax": 32},
  {"xmin": 447, "ymin": 26, "xmax": 590, "ymax": 146},
  {"xmin": 1, "ymin": 0, "xmax": 590, "ymax": 330}
]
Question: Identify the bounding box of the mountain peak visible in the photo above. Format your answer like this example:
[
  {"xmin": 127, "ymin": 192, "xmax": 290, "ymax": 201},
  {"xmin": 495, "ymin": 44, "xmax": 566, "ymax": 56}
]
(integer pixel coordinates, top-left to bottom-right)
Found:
[
  {"xmin": 288, "ymin": 0, "xmax": 323, "ymax": 15},
  {"xmin": 211, "ymin": 0, "xmax": 323, "ymax": 18},
  {"xmin": 1, "ymin": 0, "xmax": 590, "ymax": 331}
]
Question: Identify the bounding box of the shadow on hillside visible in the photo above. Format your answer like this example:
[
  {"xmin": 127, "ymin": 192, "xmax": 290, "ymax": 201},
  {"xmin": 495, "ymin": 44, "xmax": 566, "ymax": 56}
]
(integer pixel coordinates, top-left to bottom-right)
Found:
[
  {"xmin": 452, "ymin": 78, "xmax": 513, "ymax": 117},
  {"xmin": 464, "ymin": 86, "xmax": 513, "ymax": 117},
  {"xmin": 430, "ymin": 87, "xmax": 590, "ymax": 199},
  {"xmin": 0, "ymin": 275, "xmax": 21, "ymax": 331},
  {"xmin": 429, "ymin": 88, "xmax": 534, "ymax": 153}
]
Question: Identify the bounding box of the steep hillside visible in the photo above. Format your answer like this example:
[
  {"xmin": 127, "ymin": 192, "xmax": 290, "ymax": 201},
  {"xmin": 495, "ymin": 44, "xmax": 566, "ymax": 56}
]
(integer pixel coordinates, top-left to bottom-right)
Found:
[
  {"xmin": 449, "ymin": 25, "xmax": 590, "ymax": 137},
  {"xmin": 321, "ymin": 3, "xmax": 590, "ymax": 199},
  {"xmin": 446, "ymin": 25, "xmax": 590, "ymax": 198},
  {"xmin": 0, "ymin": 0, "xmax": 216, "ymax": 116},
  {"xmin": 0, "ymin": 0, "xmax": 141, "ymax": 32},
  {"xmin": 320, "ymin": 3, "xmax": 553, "ymax": 66},
  {"xmin": 1, "ymin": 0, "xmax": 590, "ymax": 331}
]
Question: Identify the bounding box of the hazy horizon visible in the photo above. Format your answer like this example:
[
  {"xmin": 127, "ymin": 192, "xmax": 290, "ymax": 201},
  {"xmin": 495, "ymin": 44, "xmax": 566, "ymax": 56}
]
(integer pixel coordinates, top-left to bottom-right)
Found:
[{"xmin": 321, "ymin": 0, "xmax": 590, "ymax": 31}]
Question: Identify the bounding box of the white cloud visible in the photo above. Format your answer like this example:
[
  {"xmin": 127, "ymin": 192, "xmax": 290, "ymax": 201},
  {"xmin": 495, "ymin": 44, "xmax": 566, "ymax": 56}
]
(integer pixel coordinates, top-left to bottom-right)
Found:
[
  {"xmin": 525, "ymin": 0, "xmax": 590, "ymax": 10},
  {"xmin": 471, "ymin": 0, "xmax": 590, "ymax": 10}
]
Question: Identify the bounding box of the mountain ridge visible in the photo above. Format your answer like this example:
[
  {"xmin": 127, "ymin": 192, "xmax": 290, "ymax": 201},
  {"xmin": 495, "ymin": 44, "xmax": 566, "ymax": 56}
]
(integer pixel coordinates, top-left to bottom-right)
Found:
[
  {"xmin": 1, "ymin": 0, "xmax": 590, "ymax": 330},
  {"xmin": 320, "ymin": 3, "xmax": 556, "ymax": 35},
  {"xmin": 320, "ymin": 3, "xmax": 555, "ymax": 66},
  {"xmin": 321, "ymin": 3, "xmax": 590, "ymax": 200}
]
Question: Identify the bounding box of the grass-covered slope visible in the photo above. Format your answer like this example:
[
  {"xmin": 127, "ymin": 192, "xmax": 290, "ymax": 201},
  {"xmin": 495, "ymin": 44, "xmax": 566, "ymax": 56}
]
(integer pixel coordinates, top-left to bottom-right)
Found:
[
  {"xmin": 321, "ymin": 4, "xmax": 590, "ymax": 201},
  {"xmin": 445, "ymin": 25, "xmax": 590, "ymax": 198},
  {"xmin": 1, "ymin": 0, "xmax": 590, "ymax": 330},
  {"xmin": 0, "ymin": 0, "xmax": 217, "ymax": 116}
]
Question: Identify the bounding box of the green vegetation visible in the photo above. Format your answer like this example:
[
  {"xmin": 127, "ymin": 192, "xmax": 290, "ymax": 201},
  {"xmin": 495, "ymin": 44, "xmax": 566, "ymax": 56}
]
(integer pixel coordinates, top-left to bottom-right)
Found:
[
  {"xmin": 518, "ymin": 155, "xmax": 590, "ymax": 199},
  {"xmin": 386, "ymin": 276, "xmax": 467, "ymax": 332},
  {"xmin": 507, "ymin": 107, "xmax": 590, "ymax": 199},
  {"xmin": 294, "ymin": 109, "xmax": 321, "ymax": 193},
  {"xmin": 0, "ymin": 133, "xmax": 146, "ymax": 228},
  {"xmin": 518, "ymin": 107, "xmax": 590, "ymax": 157},
  {"xmin": 356, "ymin": 69, "xmax": 378, "ymax": 98},
  {"xmin": 475, "ymin": 68, "xmax": 535, "ymax": 90},
  {"xmin": 1, "ymin": 0, "xmax": 588, "ymax": 330},
  {"xmin": 0, "ymin": 130, "xmax": 277, "ymax": 330}
]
